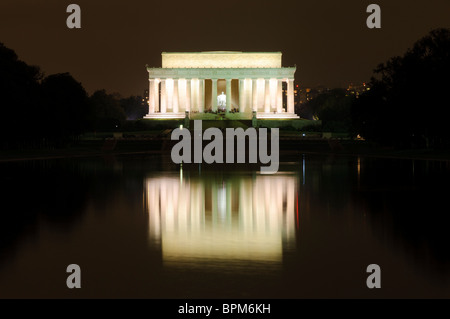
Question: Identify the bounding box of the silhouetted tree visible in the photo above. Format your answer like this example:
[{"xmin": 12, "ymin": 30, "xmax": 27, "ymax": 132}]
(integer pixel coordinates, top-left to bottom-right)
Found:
[
  {"xmin": 1, "ymin": 41, "xmax": 164, "ymax": 149},
  {"xmin": 40, "ymin": 73, "xmax": 90, "ymax": 146},
  {"xmin": 352, "ymin": 28, "xmax": 450, "ymax": 148},
  {"xmin": 89, "ymin": 90, "xmax": 126, "ymax": 130},
  {"xmin": 120, "ymin": 95, "xmax": 146, "ymax": 120},
  {"xmin": 303, "ymin": 88, "xmax": 354, "ymax": 133},
  {"xmin": 0, "ymin": 42, "xmax": 42, "ymax": 148}
]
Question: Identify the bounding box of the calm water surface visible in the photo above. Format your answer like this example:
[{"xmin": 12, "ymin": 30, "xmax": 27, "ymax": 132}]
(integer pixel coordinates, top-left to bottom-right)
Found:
[{"xmin": 0, "ymin": 154, "xmax": 449, "ymax": 298}]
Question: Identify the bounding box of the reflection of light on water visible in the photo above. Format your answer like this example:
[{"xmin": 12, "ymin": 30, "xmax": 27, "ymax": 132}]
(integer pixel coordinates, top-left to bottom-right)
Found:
[
  {"xmin": 217, "ymin": 184, "xmax": 226, "ymax": 221},
  {"xmin": 145, "ymin": 173, "xmax": 298, "ymax": 269},
  {"xmin": 180, "ymin": 164, "xmax": 183, "ymax": 184},
  {"xmin": 302, "ymin": 155, "xmax": 306, "ymax": 185},
  {"xmin": 357, "ymin": 157, "xmax": 361, "ymax": 189},
  {"xmin": 357, "ymin": 157, "xmax": 361, "ymax": 177}
]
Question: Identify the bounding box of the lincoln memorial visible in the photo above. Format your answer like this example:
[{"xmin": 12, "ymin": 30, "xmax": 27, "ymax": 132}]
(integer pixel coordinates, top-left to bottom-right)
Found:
[{"xmin": 144, "ymin": 51, "xmax": 299, "ymax": 120}]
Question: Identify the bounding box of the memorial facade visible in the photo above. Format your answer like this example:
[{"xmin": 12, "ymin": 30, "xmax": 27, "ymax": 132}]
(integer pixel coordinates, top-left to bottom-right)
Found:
[{"xmin": 144, "ymin": 51, "xmax": 299, "ymax": 119}]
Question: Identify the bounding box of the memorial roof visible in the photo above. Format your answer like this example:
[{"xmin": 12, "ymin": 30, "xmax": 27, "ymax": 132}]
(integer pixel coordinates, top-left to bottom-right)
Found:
[{"xmin": 161, "ymin": 51, "xmax": 282, "ymax": 69}]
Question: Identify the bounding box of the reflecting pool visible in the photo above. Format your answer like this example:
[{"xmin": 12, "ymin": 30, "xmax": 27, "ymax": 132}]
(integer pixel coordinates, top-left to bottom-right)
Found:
[{"xmin": 0, "ymin": 154, "xmax": 449, "ymax": 298}]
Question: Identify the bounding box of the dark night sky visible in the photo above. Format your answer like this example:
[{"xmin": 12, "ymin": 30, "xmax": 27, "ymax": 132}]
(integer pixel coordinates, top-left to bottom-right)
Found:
[{"xmin": 1, "ymin": 0, "xmax": 449, "ymax": 96}]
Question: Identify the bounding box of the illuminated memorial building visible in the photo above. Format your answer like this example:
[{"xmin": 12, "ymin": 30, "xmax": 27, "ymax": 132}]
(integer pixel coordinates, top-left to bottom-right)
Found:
[{"xmin": 144, "ymin": 51, "xmax": 299, "ymax": 119}]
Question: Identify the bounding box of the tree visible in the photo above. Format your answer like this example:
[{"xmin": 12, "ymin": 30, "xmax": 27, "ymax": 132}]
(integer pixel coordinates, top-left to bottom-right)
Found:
[
  {"xmin": 1, "ymin": 43, "xmax": 93, "ymax": 148},
  {"xmin": 303, "ymin": 88, "xmax": 354, "ymax": 133},
  {"xmin": 40, "ymin": 73, "xmax": 90, "ymax": 146},
  {"xmin": 120, "ymin": 95, "xmax": 146, "ymax": 120},
  {"xmin": 352, "ymin": 28, "xmax": 450, "ymax": 148},
  {"xmin": 89, "ymin": 90, "xmax": 126, "ymax": 130},
  {"xmin": 0, "ymin": 42, "xmax": 142, "ymax": 148},
  {"xmin": 0, "ymin": 42, "xmax": 43, "ymax": 148}
]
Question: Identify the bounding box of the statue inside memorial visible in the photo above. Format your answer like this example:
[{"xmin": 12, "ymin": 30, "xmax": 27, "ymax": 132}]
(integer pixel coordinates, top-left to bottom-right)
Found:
[{"xmin": 217, "ymin": 91, "xmax": 226, "ymax": 112}]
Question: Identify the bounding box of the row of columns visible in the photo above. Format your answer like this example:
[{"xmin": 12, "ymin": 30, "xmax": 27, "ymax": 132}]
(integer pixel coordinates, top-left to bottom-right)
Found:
[{"xmin": 148, "ymin": 78, "xmax": 295, "ymax": 115}]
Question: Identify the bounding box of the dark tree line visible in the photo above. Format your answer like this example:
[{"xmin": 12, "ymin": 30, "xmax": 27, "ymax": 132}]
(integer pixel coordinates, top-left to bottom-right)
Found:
[
  {"xmin": 0, "ymin": 42, "xmax": 146, "ymax": 149},
  {"xmin": 298, "ymin": 88, "xmax": 355, "ymax": 133},
  {"xmin": 298, "ymin": 28, "xmax": 450, "ymax": 149},
  {"xmin": 353, "ymin": 28, "xmax": 450, "ymax": 148}
]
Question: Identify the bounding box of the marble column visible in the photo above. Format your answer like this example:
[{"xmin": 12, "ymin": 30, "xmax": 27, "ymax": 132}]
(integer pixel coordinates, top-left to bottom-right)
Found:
[
  {"xmin": 191, "ymin": 79, "xmax": 197, "ymax": 112},
  {"xmin": 257, "ymin": 79, "xmax": 264, "ymax": 111},
  {"xmin": 264, "ymin": 79, "xmax": 271, "ymax": 113},
  {"xmin": 177, "ymin": 79, "xmax": 185, "ymax": 112},
  {"xmin": 277, "ymin": 79, "xmax": 283, "ymax": 113},
  {"xmin": 270, "ymin": 79, "xmax": 277, "ymax": 111},
  {"xmin": 186, "ymin": 79, "xmax": 191, "ymax": 112},
  {"xmin": 167, "ymin": 79, "xmax": 173, "ymax": 111},
  {"xmin": 252, "ymin": 79, "xmax": 258, "ymax": 112},
  {"xmin": 173, "ymin": 79, "xmax": 179, "ymax": 113},
  {"xmin": 287, "ymin": 79, "xmax": 295, "ymax": 114},
  {"xmin": 160, "ymin": 79, "xmax": 167, "ymax": 114},
  {"xmin": 226, "ymin": 79, "xmax": 232, "ymax": 113},
  {"xmin": 198, "ymin": 79, "xmax": 205, "ymax": 113},
  {"xmin": 148, "ymin": 79, "xmax": 155, "ymax": 113},
  {"xmin": 239, "ymin": 79, "xmax": 245, "ymax": 113},
  {"xmin": 245, "ymin": 79, "xmax": 252, "ymax": 113},
  {"xmin": 212, "ymin": 79, "xmax": 218, "ymax": 112},
  {"xmin": 154, "ymin": 79, "xmax": 160, "ymax": 112}
]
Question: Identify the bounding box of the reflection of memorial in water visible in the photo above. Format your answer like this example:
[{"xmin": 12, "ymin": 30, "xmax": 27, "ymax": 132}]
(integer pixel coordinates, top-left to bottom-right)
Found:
[{"xmin": 145, "ymin": 171, "xmax": 298, "ymax": 270}]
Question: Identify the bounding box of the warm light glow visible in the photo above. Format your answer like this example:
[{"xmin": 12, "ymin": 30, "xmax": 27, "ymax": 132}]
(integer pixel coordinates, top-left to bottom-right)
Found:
[
  {"xmin": 145, "ymin": 174, "xmax": 298, "ymax": 268},
  {"xmin": 357, "ymin": 157, "xmax": 361, "ymax": 177},
  {"xmin": 270, "ymin": 78, "xmax": 278, "ymax": 105},
  {"xmin": 162, "ymin": 52, "xmax": 282, "ymax": 68},
  {"xmin": 257, "ymin": 112, "xmax": 299, "ymax": 119},
  {"xmin": 144, "ymin": 113, "xmax": 185, "ymax": 119},
  {"xmin": 166, "ymin": 78, "xmax": 174, "ymax": 108}
]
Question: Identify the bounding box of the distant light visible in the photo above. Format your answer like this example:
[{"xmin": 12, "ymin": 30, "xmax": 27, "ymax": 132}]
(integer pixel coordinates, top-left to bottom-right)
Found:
[
  {"xmin": 180, "ymin": 165, "xmax": 183, "ymax": 183},
  {"xmin": 115, "ymin": 125, "xmax": 118, "ymax": 128},
  {"xmin": 302, "ymin": 133, "xmax": 306, "ymax": 137}
]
